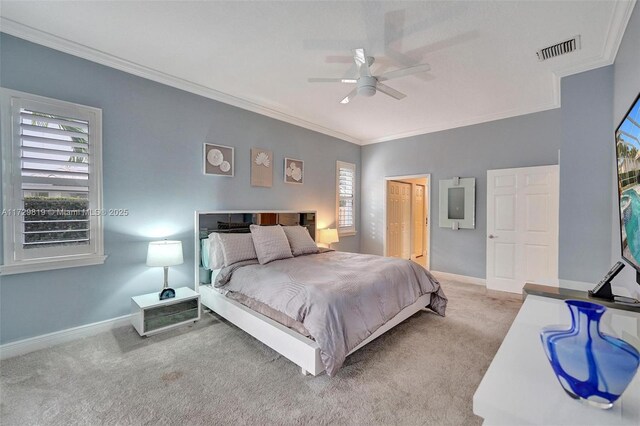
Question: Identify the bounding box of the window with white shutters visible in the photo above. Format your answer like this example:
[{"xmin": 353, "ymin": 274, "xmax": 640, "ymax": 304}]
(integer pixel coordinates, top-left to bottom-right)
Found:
[
  {"xmin": 336, "ymin": 161, "xmax": 356, "ymax": 235},
  {"xmin": 1, "ymin": 89, "xmax": 105, "ymax": 274}
]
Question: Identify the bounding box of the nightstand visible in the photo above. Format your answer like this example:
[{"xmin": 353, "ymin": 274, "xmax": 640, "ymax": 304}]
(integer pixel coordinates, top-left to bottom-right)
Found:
[{"xmin": 131, "ymin": 287, "xmax": 200, "ymax": 336}]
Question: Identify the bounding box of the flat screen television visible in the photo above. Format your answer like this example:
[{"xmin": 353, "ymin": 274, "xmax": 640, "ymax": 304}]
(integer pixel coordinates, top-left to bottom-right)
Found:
[{"xmin": 615, "ymin": 92, "xmax": 640, "ymax": 285}]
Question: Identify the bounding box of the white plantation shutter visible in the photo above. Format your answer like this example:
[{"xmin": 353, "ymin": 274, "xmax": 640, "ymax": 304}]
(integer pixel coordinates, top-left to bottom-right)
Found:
[
  {"xmin": 336, "ymin": 161, "xmax": 356, "ymax": 235},
  {"xmin": 1, "ymin": 89, "xmax": 105, "ymax": 273},
  {"xmin": 20, "ymin": 109, "xmax": 90, "ymax": 249}
]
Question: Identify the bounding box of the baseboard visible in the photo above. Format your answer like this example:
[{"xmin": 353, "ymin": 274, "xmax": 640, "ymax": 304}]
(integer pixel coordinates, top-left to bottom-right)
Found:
[
  {"xmin": 431, "ymin": 270, "xmax": 486, "ymax": 286},
  {"xmin": 0, "ymin": 314, "xmax": 131, "ymax": 360}
]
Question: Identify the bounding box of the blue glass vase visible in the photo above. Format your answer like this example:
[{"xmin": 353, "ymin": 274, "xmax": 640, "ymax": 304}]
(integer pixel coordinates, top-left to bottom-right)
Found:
[{"xmin": 540, "ymin": 300, "xmax": 640, "ymax": 409}]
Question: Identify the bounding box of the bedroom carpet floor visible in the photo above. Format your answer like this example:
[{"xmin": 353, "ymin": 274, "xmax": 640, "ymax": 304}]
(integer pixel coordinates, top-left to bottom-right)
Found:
[{"xmin": 0, "ymin": 279, "xmax": 522, "ymax": 426}]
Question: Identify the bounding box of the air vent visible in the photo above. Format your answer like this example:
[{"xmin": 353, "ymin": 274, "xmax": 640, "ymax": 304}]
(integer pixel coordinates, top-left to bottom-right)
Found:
[{"xmin": 536, "ymin": 36, "xmax": 581, "ymax": 61}]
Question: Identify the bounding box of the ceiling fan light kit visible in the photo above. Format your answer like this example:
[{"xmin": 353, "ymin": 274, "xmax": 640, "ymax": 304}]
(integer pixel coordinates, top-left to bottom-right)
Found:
[
  {"xmin": 357, "ymin": 76, "xmax": 377, "ymax": 97},
  {"xmin": 308, "ymin": 47, "xmax": 431, "ymax": 104}
]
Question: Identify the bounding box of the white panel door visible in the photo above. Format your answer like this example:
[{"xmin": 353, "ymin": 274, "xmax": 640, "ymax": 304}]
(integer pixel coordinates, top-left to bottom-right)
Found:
[
  {"xmin": 487, "ymin": 165, "xmax": 559, "ymax": 293},
  {"xmin": 413, "ymin": 184, "xmax": 425, "ymax": 257}
]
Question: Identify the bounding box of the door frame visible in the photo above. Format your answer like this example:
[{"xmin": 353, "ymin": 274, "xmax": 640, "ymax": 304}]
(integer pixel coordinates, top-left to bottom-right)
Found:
[
  {"xmin": 383, "ymin": 174, "xmax": 431, "ymax": 269},
  {"xmin": 413, "ymin": 183, "xmax": 427, "ymax": 259}
]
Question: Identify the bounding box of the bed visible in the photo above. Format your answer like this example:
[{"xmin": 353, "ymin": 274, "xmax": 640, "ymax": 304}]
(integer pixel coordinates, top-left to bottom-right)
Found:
[{"xmin": 195, "ymin": 210, "xmax": 447, "ymax": 376}]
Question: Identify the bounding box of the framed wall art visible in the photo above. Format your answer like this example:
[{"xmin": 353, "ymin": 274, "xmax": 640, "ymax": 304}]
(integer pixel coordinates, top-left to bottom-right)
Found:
[
  {"xmin": 203, "ymin": 143, "xmax": 234, "ymax": 177},
  {"xmin": 284, "ymin": 158, "xmax": 304, "ymax": 184},
  {"xmin": 251, "ymin": 147, "xmax": 273, "ymax": 187}
]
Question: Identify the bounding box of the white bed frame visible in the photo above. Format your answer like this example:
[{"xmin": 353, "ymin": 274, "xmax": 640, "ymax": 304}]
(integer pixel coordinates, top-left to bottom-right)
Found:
[{"xmin": 194, "ymin": 210, "xmax": 433, "ymax": 376}]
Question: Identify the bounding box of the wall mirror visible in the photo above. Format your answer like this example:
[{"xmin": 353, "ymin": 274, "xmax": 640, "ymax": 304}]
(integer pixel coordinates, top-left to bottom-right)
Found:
[{"xmin": 438, "ymin": 178, "xmax": 475, "ymax": 229}]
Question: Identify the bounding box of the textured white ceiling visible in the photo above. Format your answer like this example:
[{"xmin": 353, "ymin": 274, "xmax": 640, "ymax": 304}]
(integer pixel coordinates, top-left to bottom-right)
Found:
[{"xmin": 0, "ymin": 1, "xmax": 635, "ymax": 144}]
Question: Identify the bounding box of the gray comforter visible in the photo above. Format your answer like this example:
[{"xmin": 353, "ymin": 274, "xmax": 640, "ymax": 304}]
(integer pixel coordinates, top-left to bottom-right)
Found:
[{"xmin": 215, "ymin": 250, "xmax": 447, "ymax": 376}]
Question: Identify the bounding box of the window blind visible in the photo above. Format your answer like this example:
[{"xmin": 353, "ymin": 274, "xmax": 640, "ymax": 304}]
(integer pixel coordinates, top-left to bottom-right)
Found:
[
  {"xmin": 19, "ymin": 109, "xmax": 90, "ymax": 248},
  {"xmin": 337, "ymin": 161, "xmax": 356, "ymax": 233}
]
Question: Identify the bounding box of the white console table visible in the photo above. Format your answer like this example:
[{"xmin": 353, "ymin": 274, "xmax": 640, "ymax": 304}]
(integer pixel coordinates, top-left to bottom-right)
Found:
[{"xmin": 473, "ymin": 294, "xmax": 640, "ymax": 425}]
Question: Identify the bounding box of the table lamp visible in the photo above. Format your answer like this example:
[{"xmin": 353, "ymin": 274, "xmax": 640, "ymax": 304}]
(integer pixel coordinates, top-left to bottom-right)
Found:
[
  {"xmin": 147, "ymin": 240, "xmax": 183, "ymax": 300},
  {"xmin": 318, "ymin": 228, "xmax": 339, "ymax": 249}
]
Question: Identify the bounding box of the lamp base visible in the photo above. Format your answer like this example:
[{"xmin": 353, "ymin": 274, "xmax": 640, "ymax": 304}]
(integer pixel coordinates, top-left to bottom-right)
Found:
[{"xmin": 159, "ymin": 287, "xmax": 176, "ymax": 300}]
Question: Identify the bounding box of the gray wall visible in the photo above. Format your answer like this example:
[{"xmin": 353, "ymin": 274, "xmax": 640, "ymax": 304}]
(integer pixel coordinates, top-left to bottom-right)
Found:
[
  {"xmin": 611, "ymin": 4, "xmax": 640, "ymax": 297},
  {"xmin": 360, "ymin": 110, "xmax": 562, "ymax": 278},
  {"xmin": 558, "ymin": 66, "xmax": 613, "ymax": 284},
  {"xmin": 361, "ymin": 66, "xmax": 616, "ymax": 284},
  {"xmin": 0, "ymin": 34, "xmax": 360, "ymax": 344}
]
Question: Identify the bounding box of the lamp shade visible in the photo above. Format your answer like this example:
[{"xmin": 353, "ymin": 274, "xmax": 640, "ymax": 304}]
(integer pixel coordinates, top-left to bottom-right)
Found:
[
  {"xmin": 146, "ymin": 240, "xmax": 183, "ymax": 267},
  {"xmin": 318, "ymin": 228, "xmax": 339, "ymax": 245}
]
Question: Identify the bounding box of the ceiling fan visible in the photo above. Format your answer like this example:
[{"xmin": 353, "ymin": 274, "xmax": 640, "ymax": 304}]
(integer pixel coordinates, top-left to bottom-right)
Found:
[{"xmin": 308, "ymin": 48, "xmax": 431, "ymax": 104}]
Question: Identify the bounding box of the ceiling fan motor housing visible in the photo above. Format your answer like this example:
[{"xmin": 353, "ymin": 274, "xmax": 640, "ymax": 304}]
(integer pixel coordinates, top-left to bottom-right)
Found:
[{"xmin": 357, "ymin": 76, "xmax": 377, "ymax": 97}]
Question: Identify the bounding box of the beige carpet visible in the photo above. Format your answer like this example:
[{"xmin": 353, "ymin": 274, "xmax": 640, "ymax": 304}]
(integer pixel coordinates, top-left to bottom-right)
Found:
[{"xmin": 0, "ymin": 280, "xmax": 522, "ymax": 425}]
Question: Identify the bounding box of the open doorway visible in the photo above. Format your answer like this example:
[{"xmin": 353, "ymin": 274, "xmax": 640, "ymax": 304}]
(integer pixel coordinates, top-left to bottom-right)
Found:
[{"xmin": 384, "ymin": 174, "xmax": 430, "ymax": 270}]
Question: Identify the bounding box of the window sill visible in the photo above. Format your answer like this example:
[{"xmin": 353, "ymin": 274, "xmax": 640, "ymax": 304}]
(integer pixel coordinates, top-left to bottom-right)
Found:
[
  {"xmin": 338, "ymin": 230, "xmax": 357, "ymax": 237},
  {"xmin": 0, "ymin": 255, "xmax": 108, "ymax": 275}
]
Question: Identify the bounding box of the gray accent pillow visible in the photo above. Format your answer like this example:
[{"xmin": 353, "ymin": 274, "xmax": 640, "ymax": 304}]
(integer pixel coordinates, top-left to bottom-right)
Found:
[
  {"xmin": 250, "ymin": 224, "xmax": 294, "ymax": 264},
  {"xmin": 207, "ymin": 233, "xmax": 225, "ymax": 269},
  {"xmin": 283, "ymin": 225, "xmax": 319, "ymax": 256},
  {"xmin": 217, "ymin": 233, "xmax": 258, "ymax": 267}
]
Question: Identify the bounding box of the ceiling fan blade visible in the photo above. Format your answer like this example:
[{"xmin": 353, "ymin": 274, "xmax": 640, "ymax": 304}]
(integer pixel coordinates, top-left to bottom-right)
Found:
[
  {"xmin": 325, "ymin": 56, "xmax": 354, "ymax": 64},
  {"xmin": 377, "ymin": 64, "xmax": 431, "ymax": 82},
  {"xmin": 340, "ymin": 88, "xmax": 358, "ymax": 104},
  {"xmin": 352, "ymin": 48, "xmax": 372, "ymax": 77},
  {"xmin": 303, "ymin": 39, "xmax": 365, "ymax": 50},
  {"xmin": 308, "ymin": 78, "xmax": 357, "ymax": 83},
  {"xmin": 376, "ymin": 83, "xmax": 406, "ymax": 100},
  {"xmin": 406, "ymin": 30, "xmax": 480, "ymax": 58}
]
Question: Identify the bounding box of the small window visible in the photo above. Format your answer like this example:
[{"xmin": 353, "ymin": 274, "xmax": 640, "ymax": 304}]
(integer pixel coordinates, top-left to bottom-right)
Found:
[
  {"xmin": 1, "ymin": 89, "xmax": 106, "ymax": 274},
  {"xmin": 336, "ymin": 161, "xmax": 356, "ymax": 236}
]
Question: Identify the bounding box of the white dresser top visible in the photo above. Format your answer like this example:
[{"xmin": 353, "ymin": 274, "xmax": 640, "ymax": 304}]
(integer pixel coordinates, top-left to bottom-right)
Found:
[{"xmin": 473, "ymin": 295, "xmax": 640, "ymax": 425}]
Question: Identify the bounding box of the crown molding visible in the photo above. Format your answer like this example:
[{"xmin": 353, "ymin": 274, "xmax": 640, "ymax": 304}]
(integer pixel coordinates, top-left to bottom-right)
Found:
[
  {"xmin": 0, "ymin": 18, "xmax": 362, "ymax": 145},
  {"xmin": 603, "ymin": 0, "xmax": 636, "ymax": 66},
  {"xmin": 360, "ymin": 99, "xmax": 561, "ymax": 145},
  {"xmin": 553, "ymin": 0, "xmax": 635, "ymax": 78}
]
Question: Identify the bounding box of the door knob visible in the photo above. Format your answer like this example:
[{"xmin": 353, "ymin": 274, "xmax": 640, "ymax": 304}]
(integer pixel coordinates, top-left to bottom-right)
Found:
[{"xmin": 488, "ymin": 235, "xmax": 497, "ymax": 239}]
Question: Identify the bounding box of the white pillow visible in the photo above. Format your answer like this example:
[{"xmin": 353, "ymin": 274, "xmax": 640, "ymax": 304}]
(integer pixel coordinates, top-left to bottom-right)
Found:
[
  {"xmin": 207, "ymin": 233, "xmax": 225, "ymax": 269},
  {"xmin": 217, "ymin": 233, "xmax": 258, "ymax": 267},
  {"xmin": 250, "ymin": 224, "xmax": 294, "ymax": 264},
  {"xmin": 283, "ymin": 226, "xmax": 319, "ymax": 256}
]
